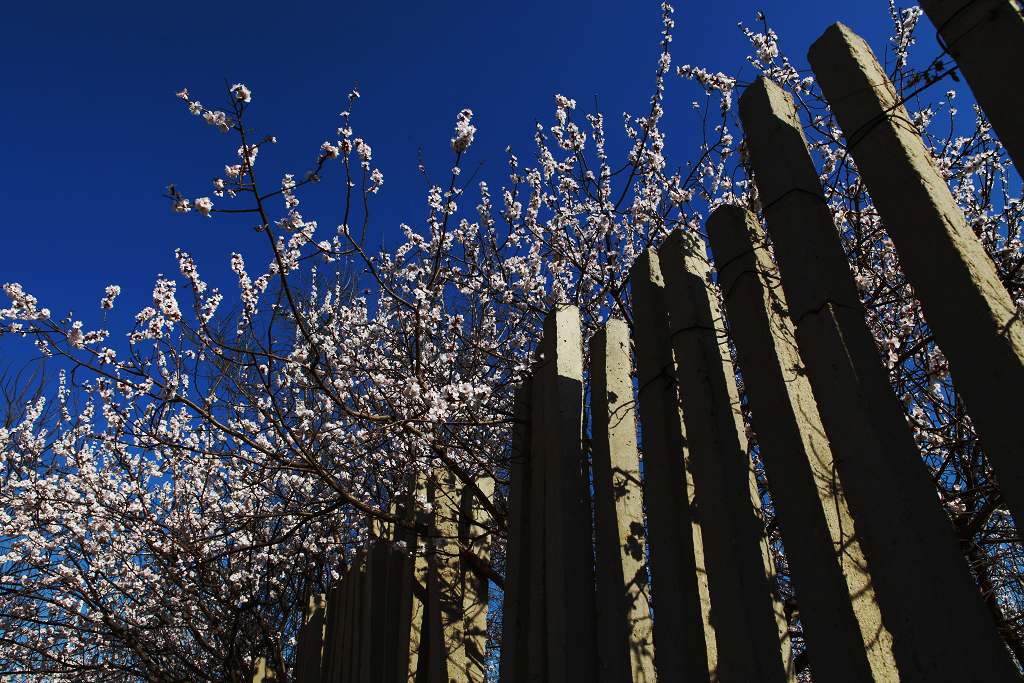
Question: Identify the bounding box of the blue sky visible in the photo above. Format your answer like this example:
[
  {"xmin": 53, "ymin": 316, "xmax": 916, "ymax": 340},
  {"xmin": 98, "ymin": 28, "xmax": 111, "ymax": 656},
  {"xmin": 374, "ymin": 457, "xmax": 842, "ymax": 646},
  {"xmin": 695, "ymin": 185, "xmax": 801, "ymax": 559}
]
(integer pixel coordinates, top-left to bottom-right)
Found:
[{"xmin": 0, "ymin": 1, "xmax": 911, "ymax": 367}]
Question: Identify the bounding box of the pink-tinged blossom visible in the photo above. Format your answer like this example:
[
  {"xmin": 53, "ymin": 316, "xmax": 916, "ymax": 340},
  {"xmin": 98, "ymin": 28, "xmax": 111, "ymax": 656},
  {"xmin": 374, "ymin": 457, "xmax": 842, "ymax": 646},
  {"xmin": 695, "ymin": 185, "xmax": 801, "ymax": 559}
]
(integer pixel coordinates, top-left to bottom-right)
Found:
[
  {"xmin": 230, "ymin": 83, "xmax": 252, "ymax": 103},
  {"xmin": 100, "ymin": 284, "xmax": 121, "ymax": 310},
  {"xmin": 203, "ymin": 109, "xmax": 231, "ymax": 132},
  {"xmin": 451, "ymin": 108, "xmax": 476, "ymax": 153},
  {"xmin": 195, "ymin": 196, "xmax": 213, "ymax": 217}
]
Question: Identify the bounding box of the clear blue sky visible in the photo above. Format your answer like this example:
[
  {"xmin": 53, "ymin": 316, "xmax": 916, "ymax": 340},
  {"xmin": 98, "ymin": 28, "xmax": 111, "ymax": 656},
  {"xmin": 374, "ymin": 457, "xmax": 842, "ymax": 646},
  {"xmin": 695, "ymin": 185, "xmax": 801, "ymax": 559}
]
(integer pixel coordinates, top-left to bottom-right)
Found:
[{"xmin": 0, "ymin": 1, "xmax": 911, "ymax": 366}]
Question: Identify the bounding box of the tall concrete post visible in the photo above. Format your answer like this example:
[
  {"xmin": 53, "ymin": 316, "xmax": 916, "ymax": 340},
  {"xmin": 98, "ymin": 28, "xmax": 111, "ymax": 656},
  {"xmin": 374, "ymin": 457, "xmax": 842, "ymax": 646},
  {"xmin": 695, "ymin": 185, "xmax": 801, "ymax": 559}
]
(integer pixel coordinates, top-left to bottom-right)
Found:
[
  {"xmin": 919, "ymin": 0, "xmax": 1024, "ymax": 172},
  {"xmin": 526, "ymin": 354, "xmax": 548, "ymax": 683},
  {"xmin": 431, "ymin": 468, "xmax": 467, "ymax": 681},
  {"xmin": 535, "ymin": 306, "xmax": 597, "ymax": 683},
  {"xmin": 708, "ymin": 204, "xmax": 898, "ymax": 681},
  {"xmin": 295, "ymin": 593, "xmax": 327, "ymax": 683},
  {"xmin": 384, "ymin": 543, "xmax": 415, "ymax": 683},
  {"xmin": 397, "ymin": 473, "xmax": 435, "ymax": 683},
  {"xmin": 499, "ymin": 382, "xmax": 533, "ymax": 683},
  {"xmin": 588, "ymin": 319, "xmax": 656, "ymax": 683},
  {"xmin": 460, "ymin": 477, "xmax": 494, "ymax": 683},
  {"xmin": 251, "ymin": 658, "xmax": 277, "ymax": 683},
  {"xmin": 657, "ymin": 231, "xmax": 792, "ymax": 683},
  {"xmin": 738, "ymin": 73, "xmax": 1018, "ymax": 679},
  {"xmin": 809, "ymin": 21, "xmax": 1024, "ymax": 538},
  {"xmin": 320, "ymin": 574, "xmax": 347, "ymax": 682},
  {"xmin": 630, "ymin": 250, "xmax": 712, "ymax": 682}
]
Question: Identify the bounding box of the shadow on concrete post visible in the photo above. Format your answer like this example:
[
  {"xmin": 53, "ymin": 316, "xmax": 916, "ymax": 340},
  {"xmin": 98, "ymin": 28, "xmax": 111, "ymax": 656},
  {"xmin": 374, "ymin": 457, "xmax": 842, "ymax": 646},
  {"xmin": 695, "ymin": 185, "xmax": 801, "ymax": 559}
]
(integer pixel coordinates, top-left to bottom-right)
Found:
[
  {"xmin": 708, "ymin": 204, "xmax": 898, "ymax": 682},
  {"xmin": 809, "ymin": 21, "xmax": 1024, "ymax": 547},
  {"xmin": 919, "ymin": 0, "xmax": 1024, "ymax": 172},
  {"xmin": 738, "ymin": 72, "xmax": 1019, "ymax": 680},
  {"xmin": 589, "ymin": 319, "xmax": 656, "ymax": 683},
  {"xmin": 430, "ymin": 468, "xmax": 467, "ymax": 681},
  {"xmin": 293, "ymin": 593, "xmax": 327, "ymax": 683},
  {"xmin": 460, "ymin": 477, "xmax": 494, "ymax": 683},
  {"xmin": 657, "ymin": 230, "xmax": 792, "ymax": 683},
  {"xmin": 629, "ymin": 250, "xmax": 712, "ymax": 683},
  {"xmin": 499, "ymin": 381, "xmax": 532, "ymax": 683},
  {"xmin": 534, "ymin": 306, "xmax": 597, "ymax": 683},
  {"xmin": 526, "ymin": 348, "xmax": 549, "ymax": 683}
]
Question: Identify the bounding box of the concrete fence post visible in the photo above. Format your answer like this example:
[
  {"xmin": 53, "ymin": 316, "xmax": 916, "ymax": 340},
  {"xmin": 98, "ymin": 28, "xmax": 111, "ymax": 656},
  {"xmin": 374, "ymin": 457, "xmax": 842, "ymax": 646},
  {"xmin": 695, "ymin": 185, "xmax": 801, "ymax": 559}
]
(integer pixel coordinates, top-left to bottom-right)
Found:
[
  {"xmin": 251, "ymin": 658, "xmax": 277, "ymax": 683},
  {"xmin": 526, "ymin": 349, "xmax": 549, "ymax": 683},
  {"xmin": 588, "ymin": 319, "xmax": 656, "ymax": 683},
  {"xmin": 657, "ymin": 231, "xmax": 792, "ymax": 682},
  {"xmin": 630, "ymin": 250, "xmax": 711, "ymax": 682},
  {"xmin": 499, "ymin": 382, "xmax": 533, "ymax": 683},
  {"xmin": 534, "ymin": 306, "xmax": 597, "ymax": 682},
  {"xmin": 809, "ymin": 20, "xmax": 1024, "ymax": 540},
  {"xmin": 460, "ymin": 477, "xmax": 494, "ymax": 683},
  {"xmin": 738, "ymin": 73, "xmax": 1017, "ymax": 679},
  {"xmin": 708, "ymin": 204, "xmax": 898, "ymax": 681},
  {"xmin": 319, "ymin": 573, "xmax": 346, "ymax": 682},
  {"xmin": 919, "ymin": 0, "xmax": 1024, "ymax": 172},
  {"xmin": 431, "ymin": 468, "xmax": 468, "ymax": 680},
  {"xmin": 294, "ymin": 593, "xmax": 327, "ymax": 683}
]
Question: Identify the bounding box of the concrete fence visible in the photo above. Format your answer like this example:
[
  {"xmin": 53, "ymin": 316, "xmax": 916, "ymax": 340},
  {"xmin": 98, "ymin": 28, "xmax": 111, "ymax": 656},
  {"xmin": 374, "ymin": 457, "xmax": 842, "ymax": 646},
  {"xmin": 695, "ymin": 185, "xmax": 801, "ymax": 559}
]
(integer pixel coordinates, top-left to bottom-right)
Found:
[{"xmin": 257, "ymin": 11, "xmax": 1024, "ymax": 682}]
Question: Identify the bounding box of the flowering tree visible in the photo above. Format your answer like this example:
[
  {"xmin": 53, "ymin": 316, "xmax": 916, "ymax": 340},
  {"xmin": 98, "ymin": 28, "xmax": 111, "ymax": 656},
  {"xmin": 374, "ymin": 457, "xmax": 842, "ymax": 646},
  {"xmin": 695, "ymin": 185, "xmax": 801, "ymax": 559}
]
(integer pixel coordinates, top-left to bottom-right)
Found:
[{"xmin": 2, "ymin": 2, "xmax": 1021, "ymax": 680}]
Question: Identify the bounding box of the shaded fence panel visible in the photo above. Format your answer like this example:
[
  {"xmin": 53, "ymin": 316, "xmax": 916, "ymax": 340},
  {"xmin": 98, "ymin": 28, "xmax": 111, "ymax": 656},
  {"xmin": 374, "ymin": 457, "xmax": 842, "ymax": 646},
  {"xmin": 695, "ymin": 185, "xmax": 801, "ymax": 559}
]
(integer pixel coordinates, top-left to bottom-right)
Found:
[
  {"xmin": 630, "ymin": 251, "xmax": 713, "ymax": 682},
  {"xmin": 738, "ymin": 67, "xmax": 1017, "ymax": 679},
  {"xmin": 810, "ymin": 20, "xmax": 1024, "ymax": 545},
  {"xmin": 708, "ymin": 204, "xmax": 897, "ymax": 682},
  {"xmin": 658, "ymin": 231, "xmax": 791, "ymax": 683},
  {"xmin": 269, "ymin": 16, "xmax": 1024, "ymax": 683},
  {"xmin": 589, "ymin": 320, "xmax": 655, "ymax": 683}
]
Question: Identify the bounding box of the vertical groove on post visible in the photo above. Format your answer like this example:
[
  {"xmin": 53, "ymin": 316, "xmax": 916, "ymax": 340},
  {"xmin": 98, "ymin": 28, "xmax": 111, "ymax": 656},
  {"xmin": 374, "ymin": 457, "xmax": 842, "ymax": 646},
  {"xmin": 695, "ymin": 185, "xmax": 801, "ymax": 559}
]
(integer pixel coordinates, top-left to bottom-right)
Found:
[
  {"xmin": 499, "ymin": 381, "xmax": 532, "ymax": 683},
  {"xmin": 657, "ymin": 231, "xmax": 792, "ymax": 683},
  {"xmin": 919, "ymin": 0, "xmax": 1024, "ymax": 171},
  {"xmin": 461, "ymin": 477, "xmax": 494, "ymax": 683},
  {"xmin": 738, "ymin": 73, "xmax": 1017, "ymax": 679},
  {"xmin": 630, "ymin": 250, "xmax": 712, "ymax": 682},
  {"xmin": 536, "ymin": 306, "xmax": 597, "ymax": 683},
  {"xmin": 589, "ymin": 319, "xmax": 656, "ymax": 683},
  {"xmin": 708, "ymin": 204, "xmax": 898, "ymax": 681},
  {"xmin": 809, "ymin": 21, "xmax": 1024, "ymax": 543}
]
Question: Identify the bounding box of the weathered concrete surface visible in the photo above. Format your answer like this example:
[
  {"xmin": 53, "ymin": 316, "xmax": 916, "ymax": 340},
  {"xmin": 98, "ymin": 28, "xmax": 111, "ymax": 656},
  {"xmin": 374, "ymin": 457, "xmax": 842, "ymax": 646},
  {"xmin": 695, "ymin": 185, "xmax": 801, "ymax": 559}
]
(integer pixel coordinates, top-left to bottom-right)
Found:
[
  {"xmin": 536, "ymin": 306, "xmax": 598, "ymax": 683},
  {"xmin": 920, "ymin": 0, "xmax": 1024, "ymax": 172},
  {"xmin": 320, "ymin": 578, "xmax": 346, "ymax": 682},
  {"xmin": 810, "ymin": 20, "xmax": 1024, "ymax": 542},
  {"xmin": 251, "ymin": 658, "xmax": 277, "ymax": 683},
  {"xmin": 708, "ymin": 204, "xmax": 898, "ymax": 682},
  {"xmin": 588, "ymin": 320, "xmax": 656, "ymax": 683},
  {"xmin": 386, "ymin": 545, "xmax": 415, "ymax": 683},
  {"xmin": 460, "ymin": 477, "xmax": 494, "ymax": 683},
  {"xmin": 739, "ymin": 73, "xmax": 1018, "ymax": 679},
  {"xmin": 499, "ymin": 382, "xmax": 532, "ymax": 683},
  {"xmin": 526, "ymin": 357, "xmax": 548, "ymax": 683},
  {"xmin": 431, "ymin": 468, "xmax": 467, "ymax": 681},
  {"xmin": 658, "ymin": 231, "xmax": 792, "ymax": 683},
  {"xmin": 630, "ymin": 250, "xmax": 712, "ymax": 682},
  {"xmin": 294, "ymin": 593, "xmax": 327, "ymax": 683},
  {"xmin": 399, "ymin": 474, "xmax": 432, "ymax": 683}
]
